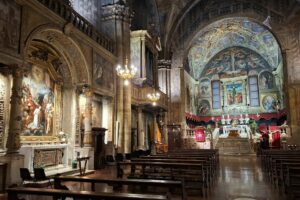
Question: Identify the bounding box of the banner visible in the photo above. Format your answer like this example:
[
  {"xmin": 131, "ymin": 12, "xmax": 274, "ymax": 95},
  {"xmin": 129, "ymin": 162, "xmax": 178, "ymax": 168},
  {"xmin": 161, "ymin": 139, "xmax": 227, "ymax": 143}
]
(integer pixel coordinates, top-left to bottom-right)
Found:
[{"xmin": 195, "ymin": 128, "xmax": 205, "ymax": 142}]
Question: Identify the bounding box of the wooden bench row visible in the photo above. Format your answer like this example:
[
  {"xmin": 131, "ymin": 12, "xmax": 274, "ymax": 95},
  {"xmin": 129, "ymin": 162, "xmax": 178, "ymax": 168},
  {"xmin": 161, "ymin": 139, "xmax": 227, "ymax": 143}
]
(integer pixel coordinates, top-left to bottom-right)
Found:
[
  {"xmin": 117, "ymin": 150, "xmax": 218, "ymax": 197},
  {"xmin": 7, "ymin": 187, "xmax": 170, "ymax": 200},
  {"xmin": 259, "ymin": 149, "xmax": 300, "ymax": 199}
]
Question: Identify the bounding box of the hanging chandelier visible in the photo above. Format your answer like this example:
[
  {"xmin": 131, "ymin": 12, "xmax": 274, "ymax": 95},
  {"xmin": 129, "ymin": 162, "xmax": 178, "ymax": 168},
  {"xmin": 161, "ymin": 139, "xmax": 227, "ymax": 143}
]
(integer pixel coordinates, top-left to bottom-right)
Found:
[
  {"xmin": 116, "ymin": 58, "xmax": 137, "ymax": 86},
  {"xmin": 147, "ymin": 92, "xmax": 160, "ymax": 106}
]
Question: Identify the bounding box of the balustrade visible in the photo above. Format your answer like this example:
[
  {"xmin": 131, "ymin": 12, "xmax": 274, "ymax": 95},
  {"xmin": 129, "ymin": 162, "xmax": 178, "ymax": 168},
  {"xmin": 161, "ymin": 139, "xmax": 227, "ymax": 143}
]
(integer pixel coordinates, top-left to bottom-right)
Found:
[{"xmin": 36, "ymin": 0, "xmax": 115, "ymax": 54}]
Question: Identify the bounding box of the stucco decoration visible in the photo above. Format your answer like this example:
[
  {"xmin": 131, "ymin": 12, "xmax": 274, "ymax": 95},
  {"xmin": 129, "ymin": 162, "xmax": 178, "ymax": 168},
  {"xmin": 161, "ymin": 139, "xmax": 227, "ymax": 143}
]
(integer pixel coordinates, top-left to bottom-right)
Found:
[
  {"xmin": 188, "ymin": 18, "xmax": 282, "ymax": 80},
  {"xmin": 25, "ymin": 28, "xmax": 91, "ymax": 85}
]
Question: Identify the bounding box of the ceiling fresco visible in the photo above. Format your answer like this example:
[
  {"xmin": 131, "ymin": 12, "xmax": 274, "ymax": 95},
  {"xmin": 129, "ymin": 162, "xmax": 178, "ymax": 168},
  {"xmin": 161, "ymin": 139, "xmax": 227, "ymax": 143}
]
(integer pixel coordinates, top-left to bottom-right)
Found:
[
  {"xmin": 187, "ymin": 18, "xmax": 282, "ymax": 80},
  {"xmin": 201, "ymin": 47, "xmax": 271, "ymax": 78}
]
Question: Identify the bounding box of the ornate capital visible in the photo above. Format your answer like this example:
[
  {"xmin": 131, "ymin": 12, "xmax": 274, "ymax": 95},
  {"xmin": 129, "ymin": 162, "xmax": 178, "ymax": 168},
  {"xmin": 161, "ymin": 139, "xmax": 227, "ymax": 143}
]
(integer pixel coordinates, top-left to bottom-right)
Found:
[
  {"xmin": 102, "ymin": 4, "xmax": 133, "ymax": 23},
  {"xmin": 158, "ymin": 59, "xmax": 171, "ymax": 70}
]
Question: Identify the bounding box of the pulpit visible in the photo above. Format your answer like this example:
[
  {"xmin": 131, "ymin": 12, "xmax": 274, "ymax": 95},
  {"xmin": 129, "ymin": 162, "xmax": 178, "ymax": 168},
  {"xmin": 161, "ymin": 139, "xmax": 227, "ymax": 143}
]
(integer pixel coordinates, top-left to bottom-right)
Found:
[{"xmin": 92, "ymin": 127, "xmax": 107, "ymax": 169}]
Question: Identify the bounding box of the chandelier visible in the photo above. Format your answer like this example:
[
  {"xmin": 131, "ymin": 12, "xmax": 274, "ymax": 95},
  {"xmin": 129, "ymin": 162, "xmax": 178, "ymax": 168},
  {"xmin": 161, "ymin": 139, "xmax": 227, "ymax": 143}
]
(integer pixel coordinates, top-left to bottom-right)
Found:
[
  {"xmin": 116, "ymin": 58, "xmax": 137, "ymax": 86},
  {"xmin": 147, "ymin": 92, "xmax": 160, "ymax": 106}
]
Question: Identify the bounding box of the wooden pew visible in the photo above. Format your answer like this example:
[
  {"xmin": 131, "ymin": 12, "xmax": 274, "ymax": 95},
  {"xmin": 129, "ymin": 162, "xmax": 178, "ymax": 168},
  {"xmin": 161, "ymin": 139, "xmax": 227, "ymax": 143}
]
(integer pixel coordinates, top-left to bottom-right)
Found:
[
  {"xmin": 285, "ymin": 166, "xmax": 300, "ymax": 200},
  {"xmin": 7, "ymin": 187, "xmax": 170, "ymax": 200},
  {"xmin": 131, "ymin": 158, "xmax": 214, "ymax": 186},
  {"xmin": 55, "ymin": 176, "xmax": 186, "ymax": 200},
  {"xmin": 117, "ymin": 161, "xmax": 206, "ymax": 196}
]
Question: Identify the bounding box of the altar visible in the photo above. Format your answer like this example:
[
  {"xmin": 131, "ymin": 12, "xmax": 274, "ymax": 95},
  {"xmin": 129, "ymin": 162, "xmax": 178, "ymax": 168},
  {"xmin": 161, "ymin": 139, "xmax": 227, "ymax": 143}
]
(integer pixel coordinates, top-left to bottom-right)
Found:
[
  {"xmin": 220, "ymin": 125, "xmax": 249, "ymax": 138},
  {"xmin": 19, "ymin": 143, "xmax": 69, "ymax": 172}
]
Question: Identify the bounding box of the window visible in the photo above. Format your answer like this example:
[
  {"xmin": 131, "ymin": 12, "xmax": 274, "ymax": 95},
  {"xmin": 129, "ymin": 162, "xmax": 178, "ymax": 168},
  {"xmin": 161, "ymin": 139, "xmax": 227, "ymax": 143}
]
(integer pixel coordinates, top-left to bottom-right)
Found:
[
  {"xmin": 249, "ymin": 76, "xmax": 259, "ymax": 106},
  {"xmin": 212, "ymin": 81, "xmax": 221, "ymax": 109}
]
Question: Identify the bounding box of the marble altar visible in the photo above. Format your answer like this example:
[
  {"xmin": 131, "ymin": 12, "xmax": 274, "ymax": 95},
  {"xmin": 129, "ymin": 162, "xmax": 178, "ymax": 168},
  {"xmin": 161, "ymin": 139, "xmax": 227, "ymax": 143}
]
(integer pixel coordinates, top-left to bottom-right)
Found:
[{"xmin": 19, "ymin": 143, "xmax": 69, "ymax": 172}]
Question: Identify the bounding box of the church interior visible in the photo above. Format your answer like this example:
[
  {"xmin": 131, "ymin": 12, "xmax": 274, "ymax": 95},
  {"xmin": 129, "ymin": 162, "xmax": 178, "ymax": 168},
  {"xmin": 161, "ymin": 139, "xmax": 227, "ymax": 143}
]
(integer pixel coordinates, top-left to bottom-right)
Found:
[{"xmin": 0, "ymin": 0, "xmax": 300, "ymax": 199}]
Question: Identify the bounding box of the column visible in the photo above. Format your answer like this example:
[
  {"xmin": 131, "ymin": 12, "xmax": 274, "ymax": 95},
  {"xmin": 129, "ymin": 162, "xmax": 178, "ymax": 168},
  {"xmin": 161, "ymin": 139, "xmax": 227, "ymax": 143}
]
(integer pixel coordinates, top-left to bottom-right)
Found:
[
  {"xmin": 151, "ymin": 113, "xmax": 157, "ymax": 154},
  {"xmin": 102, "ymin": 2, "xmax": 132, "ymax": 154},
  {"xmin": 162, "ymin": 112, "xmax": 168, "ymax": 145},
  {"xmin": 6, "ymin": 66, "xmax": 24, "ymax": 154},
  {"xmin": 0, "ymin": 65, "xmax": 25, "ymax": 185},
  {"xmin": 83, "ymin": 86, "xmax": 93, "ymax": 147},
  {"xmin": 137, "ymin": 107, "xmax": 145, "ymax": 150},
  {"xmin": 123, "ymin": 83, "xmax": 131, "ymax": 154}
]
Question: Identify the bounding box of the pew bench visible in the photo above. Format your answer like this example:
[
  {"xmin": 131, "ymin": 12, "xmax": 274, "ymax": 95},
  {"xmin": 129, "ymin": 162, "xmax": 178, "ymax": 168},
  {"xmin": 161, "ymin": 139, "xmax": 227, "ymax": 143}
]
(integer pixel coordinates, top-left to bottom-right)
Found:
[
  {"xmin": 117, "ymin": 161, "xmax": 206, "ymax": 196},
  {"xmin": 55, "ymin": 176, "xmax": 186, "ymax": 200},
  {"xmin": 7, "ymin": 187, "xmax": 170, "ymax": 200}
]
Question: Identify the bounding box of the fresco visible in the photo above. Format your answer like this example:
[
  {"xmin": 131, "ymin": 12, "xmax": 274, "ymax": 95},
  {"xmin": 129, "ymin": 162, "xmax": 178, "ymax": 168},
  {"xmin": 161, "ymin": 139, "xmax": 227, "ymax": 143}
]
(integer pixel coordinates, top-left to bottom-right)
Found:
[
  {"xmin": 259, "ymin": 71, "xmax": 274, "ymax": 90},
  {"xmin": 262, "ymin": 95, "xmax": 276, "ymax": 112},
  {"xmin": 187, "ymin": 18, "xmax": 282, "ymax": 80},
  {"xmin": 226, "ymin": 83, "xmax": 243, "ymax": 105},
  {"xmin": 22, "ymin": 66, "xmax": 55, "ymax": 136},
  {"xmin": 199, "ymin": 78, "xmax": 211, "ymax": 97},
  {"xmin": 197, "ymin": 100, "xmax": 210, "ymax": 116},
  {"xmin": 201, "ymin": 47, "xmax": 271, "ymax": 78}
]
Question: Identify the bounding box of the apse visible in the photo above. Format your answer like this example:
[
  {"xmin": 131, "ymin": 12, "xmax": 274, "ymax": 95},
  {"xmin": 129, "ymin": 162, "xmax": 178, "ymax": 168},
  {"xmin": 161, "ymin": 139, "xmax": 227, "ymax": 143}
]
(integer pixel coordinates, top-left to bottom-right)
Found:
[{"xmin": 185, "ymin": 18, "xmax": 284, "ymax": 121}]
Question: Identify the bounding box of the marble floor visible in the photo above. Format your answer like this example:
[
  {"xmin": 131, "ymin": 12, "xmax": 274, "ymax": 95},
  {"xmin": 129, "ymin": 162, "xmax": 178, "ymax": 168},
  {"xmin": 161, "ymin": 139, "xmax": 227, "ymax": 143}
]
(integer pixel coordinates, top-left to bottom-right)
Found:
[{"xmin": 0, "ymin": 155, "xmax": 286, "ymax": 200}]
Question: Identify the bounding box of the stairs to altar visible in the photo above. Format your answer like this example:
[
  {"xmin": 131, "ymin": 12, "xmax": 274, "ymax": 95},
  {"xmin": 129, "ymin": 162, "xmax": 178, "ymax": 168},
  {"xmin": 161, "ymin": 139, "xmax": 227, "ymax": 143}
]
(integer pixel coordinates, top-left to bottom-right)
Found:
[{"xmin": 215, "ymin": 138, "xmax": 253, "ymax": 155}]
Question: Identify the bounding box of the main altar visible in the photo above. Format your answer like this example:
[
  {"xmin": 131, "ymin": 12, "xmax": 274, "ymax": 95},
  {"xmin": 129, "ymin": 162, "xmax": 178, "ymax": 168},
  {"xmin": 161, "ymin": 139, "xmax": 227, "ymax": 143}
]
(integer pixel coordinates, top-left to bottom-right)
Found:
[{"xmin": 221, "ymin": 125, "xmax": 250, "ymax": 138}]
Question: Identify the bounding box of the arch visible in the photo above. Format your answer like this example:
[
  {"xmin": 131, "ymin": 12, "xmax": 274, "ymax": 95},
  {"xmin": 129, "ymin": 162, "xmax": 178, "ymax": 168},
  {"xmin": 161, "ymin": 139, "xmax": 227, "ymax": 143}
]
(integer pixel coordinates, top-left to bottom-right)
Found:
[
  {"xmin": 166, "ymin": 1, "xmax": 287, "ymax": 57},
  {"xmin": 185, "ymin": 18, "xmax": 283, "ymax": 81},
  {"xmin": 24, "ymin": 24, "xmax": 91, "ymax": 86}
]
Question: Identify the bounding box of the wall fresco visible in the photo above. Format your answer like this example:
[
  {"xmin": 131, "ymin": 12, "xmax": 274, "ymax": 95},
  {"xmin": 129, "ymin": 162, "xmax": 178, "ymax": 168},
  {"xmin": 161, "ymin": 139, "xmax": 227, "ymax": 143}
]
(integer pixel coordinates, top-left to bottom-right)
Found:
[
  {"xmin": 187, "ymin": 18, "xmax": 282, "ymax": 80},
  {"xmin": 202, "ymin": 47, "xmax": 271, "ymax": 78}
]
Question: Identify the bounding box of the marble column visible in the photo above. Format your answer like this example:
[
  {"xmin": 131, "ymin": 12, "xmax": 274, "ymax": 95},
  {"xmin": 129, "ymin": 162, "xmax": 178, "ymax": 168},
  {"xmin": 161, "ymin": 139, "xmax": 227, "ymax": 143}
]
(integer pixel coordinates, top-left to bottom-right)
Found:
[
  {"xmin": 83, "ymin": 87, "xmax": 93, "ymax": 147},
  {"xmin": 137, "ymin": 107, "xmax": 145, "ymax": 150},
  {"xmin": 6, "ymin": 66, "xmax": 24, "ymax": 154}
]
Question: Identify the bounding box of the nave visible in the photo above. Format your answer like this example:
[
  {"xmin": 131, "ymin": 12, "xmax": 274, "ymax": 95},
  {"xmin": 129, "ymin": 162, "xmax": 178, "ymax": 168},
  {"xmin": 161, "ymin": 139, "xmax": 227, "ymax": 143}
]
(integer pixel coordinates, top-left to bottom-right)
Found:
[
  {"xmin": 2, "ymin": 154, "xmax": 285, "ymax": 200},
  {"xmin": 81, "ymin": 155, "xmax": 284, "ymax": 200}
]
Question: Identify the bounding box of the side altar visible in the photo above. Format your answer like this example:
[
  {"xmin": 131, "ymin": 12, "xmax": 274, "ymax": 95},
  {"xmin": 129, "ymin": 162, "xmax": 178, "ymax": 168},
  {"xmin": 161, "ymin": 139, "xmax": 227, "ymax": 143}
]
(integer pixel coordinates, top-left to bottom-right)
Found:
[{"xmin": 19, "ymin": 143, "xmax": 69, "ymax": 172}]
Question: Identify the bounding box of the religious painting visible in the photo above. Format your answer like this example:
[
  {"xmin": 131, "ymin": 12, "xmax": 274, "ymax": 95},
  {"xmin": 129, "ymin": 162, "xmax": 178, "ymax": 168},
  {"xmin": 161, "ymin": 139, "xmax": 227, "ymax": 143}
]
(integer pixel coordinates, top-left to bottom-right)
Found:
[
  {"xmin": 22, "ymin": 65, "xmax": 55, "ymax": 136},
  {"xmin": 93, "ymin": 53, "xmax": 114, "ymax": 93},
  {"xmin": 226, "ymin": 83, "xmax": 243, "ymax": 105},
  {"xmin": 202, "ymin": 47, "xmax": 271, "ymax": 79},
  {"xmin": 197, "ymin": 100, "xmax": 210, "ymax": 116},
  {"xmin": 0, "ymin": 0, "xmax": 21, "ymax": 53},
  {"xmin": 262, "ymin": 95, "xmax": 276, "ymax": 112},
  {"xmin": 259, "ymin": 71, "xmax": 274, "ymax": 90},
  {"xmin": 199, "ymin": 78, "xmax": 211, "ymax": 97}
]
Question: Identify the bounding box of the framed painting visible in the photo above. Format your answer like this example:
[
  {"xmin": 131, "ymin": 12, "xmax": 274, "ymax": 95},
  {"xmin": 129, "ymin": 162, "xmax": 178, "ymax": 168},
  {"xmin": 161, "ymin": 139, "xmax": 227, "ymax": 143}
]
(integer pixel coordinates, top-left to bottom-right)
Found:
[
  {"xmin": 21, "ymin": 65, "xmax": 60, "ymax": 141},
  {"xmin": 225, "ymin": 82, "xmax": 243, "ymax": 105}
]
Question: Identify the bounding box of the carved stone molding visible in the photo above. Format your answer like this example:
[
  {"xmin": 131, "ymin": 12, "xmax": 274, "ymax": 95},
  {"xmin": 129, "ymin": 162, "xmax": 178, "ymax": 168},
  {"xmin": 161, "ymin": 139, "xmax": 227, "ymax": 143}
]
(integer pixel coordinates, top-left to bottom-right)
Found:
[{"xmin": 158, "ymin": 59, "xmax": 172, "ymax": 70}]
